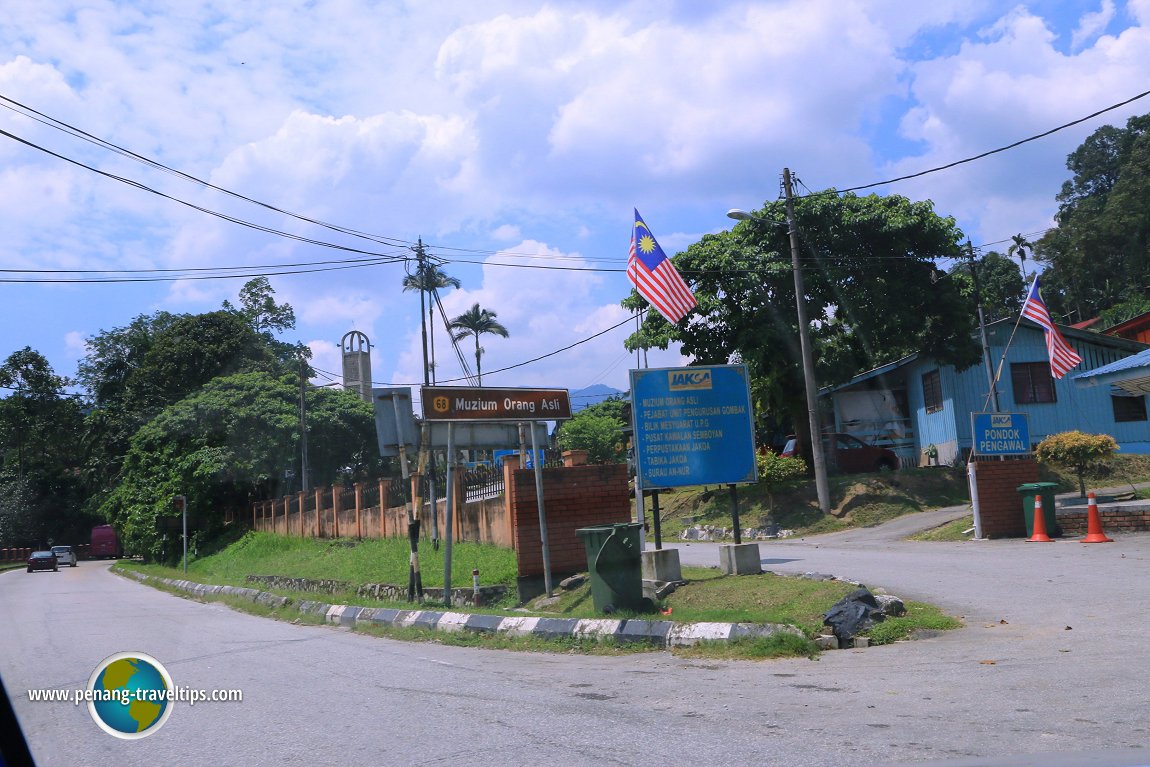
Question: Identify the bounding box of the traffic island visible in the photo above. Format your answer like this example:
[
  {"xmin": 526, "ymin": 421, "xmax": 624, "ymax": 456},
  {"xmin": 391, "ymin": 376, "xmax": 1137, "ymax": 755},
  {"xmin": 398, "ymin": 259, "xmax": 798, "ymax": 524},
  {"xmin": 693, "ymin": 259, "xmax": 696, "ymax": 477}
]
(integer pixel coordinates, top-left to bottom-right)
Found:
[{"xmin": 117, "ymin": 568, "xmax": 804, "ymax": 649}]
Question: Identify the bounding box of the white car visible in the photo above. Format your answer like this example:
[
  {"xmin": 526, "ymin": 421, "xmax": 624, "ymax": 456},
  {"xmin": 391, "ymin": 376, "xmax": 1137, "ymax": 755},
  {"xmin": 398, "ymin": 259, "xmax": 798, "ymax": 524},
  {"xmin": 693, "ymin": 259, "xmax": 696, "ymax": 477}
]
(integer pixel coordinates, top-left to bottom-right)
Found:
[{"xmin": 50, "ymin": 545, "xmax": 77, "ymax": 567}]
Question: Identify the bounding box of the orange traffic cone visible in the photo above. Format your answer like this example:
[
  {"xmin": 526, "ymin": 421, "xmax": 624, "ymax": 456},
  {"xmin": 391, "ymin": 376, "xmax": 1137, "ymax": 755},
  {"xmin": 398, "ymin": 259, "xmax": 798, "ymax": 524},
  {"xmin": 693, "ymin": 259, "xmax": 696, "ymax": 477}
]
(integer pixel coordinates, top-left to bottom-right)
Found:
[
  {"xmin": 1080, "ymin": 491, "xmax": 1113, "ymax": 543},
  {"xmin": 1027, "ymin": 494, "xmax": 1053, "ymax": 542}
]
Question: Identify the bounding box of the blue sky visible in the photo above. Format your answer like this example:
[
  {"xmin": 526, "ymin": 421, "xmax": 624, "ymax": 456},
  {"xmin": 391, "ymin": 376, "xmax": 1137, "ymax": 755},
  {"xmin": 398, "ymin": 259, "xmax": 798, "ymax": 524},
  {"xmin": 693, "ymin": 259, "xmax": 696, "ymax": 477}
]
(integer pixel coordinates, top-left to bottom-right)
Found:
[{"xmin": 2, "ymin": 1, "xmax": 1149, "ymax": 409}]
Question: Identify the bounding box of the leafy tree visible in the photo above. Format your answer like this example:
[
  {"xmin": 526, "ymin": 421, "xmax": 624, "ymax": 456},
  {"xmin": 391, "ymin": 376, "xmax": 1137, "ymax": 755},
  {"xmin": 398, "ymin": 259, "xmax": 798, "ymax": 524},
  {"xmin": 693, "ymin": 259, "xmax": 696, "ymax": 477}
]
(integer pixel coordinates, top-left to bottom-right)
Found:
[
  {"xmin": 1037, "ymin": 114, "xmax": 1150, "ymax": 321},
  {"xmin": 556, "ymin": 398, "xmax": 629, "ymax": 464},
  {"xmin": 0, "ymin": 349, "xmax": 89, "ymax": 546},
  {"xmin": 948, "ymin": 251, "xmax": 1025, "ymax": 323},
  {"xmin": 132, "ymin": 310, "xmax": 281, "ymax": 408},
  {"xmin": 99, "ymin": 372, "xmax": 381, "ymax": 560},
  {"xmin": 77, "ymin": 311, "xmax": 181, "ymax": 407},
  {"xmin": 623, "ymin": 191, "xmax": 980, "ymax": 446},
  {"xmin": 1099, "ymin": 295, "xmax": 1150, "ymax": 328},
  {"xmin": 76, "ymin": 307, "xmax": 299, "ymax": 518},
  {"xmin": 450, "ymin": 303, "xmax": 510, "ymax": 385},
  {"xmin": 0, "ymin": 475, "xmax": 38, "ymax": 546},
  {"xmin": 1035, "ymin": 431, "xmax": 1118, "ymax": 497},
  {"xmin": 223, "ymin": 277, "xmax": 297, "ymax": 335},
  {"xmin": 402, "ymin": 264, "xmax": 461, "ymax": 383}
]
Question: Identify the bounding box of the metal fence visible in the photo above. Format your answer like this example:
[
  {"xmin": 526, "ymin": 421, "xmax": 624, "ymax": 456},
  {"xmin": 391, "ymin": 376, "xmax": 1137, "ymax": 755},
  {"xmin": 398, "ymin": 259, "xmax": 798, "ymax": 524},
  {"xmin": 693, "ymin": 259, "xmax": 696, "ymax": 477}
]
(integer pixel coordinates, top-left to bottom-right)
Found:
[{"xmin": 463, "ymin": 465, "xmax": 504, "ymax": 502}]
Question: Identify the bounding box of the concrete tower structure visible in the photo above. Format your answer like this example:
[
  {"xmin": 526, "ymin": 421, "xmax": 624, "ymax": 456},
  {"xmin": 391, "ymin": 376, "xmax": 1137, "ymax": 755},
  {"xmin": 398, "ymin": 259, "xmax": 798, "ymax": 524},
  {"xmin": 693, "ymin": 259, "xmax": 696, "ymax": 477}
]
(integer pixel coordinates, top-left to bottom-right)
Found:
[{"xmin": 341, "ymin": 330, "xmax": 373, "ymax": 404}]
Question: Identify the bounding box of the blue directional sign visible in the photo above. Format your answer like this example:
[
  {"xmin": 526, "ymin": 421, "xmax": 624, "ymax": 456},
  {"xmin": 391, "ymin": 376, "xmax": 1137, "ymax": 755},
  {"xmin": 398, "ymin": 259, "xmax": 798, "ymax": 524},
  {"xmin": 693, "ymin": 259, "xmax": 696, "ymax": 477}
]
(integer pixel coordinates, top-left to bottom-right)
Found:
[
  {"xmin": 630, "ymin": 365, "xmax": 757, "ymax": 488},
  {"xmin": 971, "ymin": 412, "xmax": 1032, "ymax": 455}
]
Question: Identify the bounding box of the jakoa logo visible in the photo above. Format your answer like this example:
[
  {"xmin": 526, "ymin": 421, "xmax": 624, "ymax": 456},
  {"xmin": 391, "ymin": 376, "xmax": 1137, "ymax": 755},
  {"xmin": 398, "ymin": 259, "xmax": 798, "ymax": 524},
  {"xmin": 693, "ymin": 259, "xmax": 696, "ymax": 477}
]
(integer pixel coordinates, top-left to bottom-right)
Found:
[{"xmin": 668, "ymin": 370, "xmax": 712, "ymax": 391}]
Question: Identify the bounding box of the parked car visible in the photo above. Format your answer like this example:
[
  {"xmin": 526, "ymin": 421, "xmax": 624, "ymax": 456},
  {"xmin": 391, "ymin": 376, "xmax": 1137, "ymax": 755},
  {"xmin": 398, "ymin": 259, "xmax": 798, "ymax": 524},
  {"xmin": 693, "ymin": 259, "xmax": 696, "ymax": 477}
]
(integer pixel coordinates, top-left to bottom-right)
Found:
[
  {"xmin": 50, "ymin": 545, "xmax": 77, "ymax": 567},
  {"xmin": 26, "ymin": 551, "xmax": 58, "ymax": 573},
  {"xmin": 781, "ymin": 433, "xmax": 900, "ymax": 473},
  {"xmin": 828, "ymin": 433, "xmax": 899, "ymax": 473}
]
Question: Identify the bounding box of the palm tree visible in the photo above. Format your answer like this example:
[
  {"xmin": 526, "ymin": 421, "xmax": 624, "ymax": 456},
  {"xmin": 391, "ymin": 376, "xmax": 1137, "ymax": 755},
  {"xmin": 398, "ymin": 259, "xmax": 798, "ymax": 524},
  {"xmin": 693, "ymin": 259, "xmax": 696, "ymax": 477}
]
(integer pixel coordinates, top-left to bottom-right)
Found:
[
  {"xmin": 449, "ymin": 303, "xmax": 509, "ymax": 385},
  {"xmin": 1008, "ymin": 234, "xmax": 1033, "ymax": 282},
  {"xmin": 402, "ymin": 264, "xmax": 461, "ymax": 384}
]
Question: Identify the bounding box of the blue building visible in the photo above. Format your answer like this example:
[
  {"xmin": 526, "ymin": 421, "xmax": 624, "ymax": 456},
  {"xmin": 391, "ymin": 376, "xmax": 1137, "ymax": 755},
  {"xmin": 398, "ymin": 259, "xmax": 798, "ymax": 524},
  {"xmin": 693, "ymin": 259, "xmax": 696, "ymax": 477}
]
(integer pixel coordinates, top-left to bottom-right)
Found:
[{"xmin": 825, "ymin": 318, "xmax": 1149, "ymax": 467}]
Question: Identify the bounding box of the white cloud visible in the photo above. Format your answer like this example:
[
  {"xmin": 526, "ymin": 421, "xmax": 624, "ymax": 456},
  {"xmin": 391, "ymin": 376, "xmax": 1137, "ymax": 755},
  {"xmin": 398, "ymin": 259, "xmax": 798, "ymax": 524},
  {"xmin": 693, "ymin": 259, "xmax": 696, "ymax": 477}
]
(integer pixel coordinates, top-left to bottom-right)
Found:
[
  {"xmin": 306, "ymin": 339, "xmax": 344, "ymax": 387},
  {"xmin": 890, "ymin": 6, "xmax": 1150, "ymax": 243},
  {"xmin": 491, "ymin": 224, "xmax": 521, "ymax": 241},
  {"xmin": 3, "ymin": 1, "xmax": 1150, "ymax": 396},
  {"xmin": 1072, "ymin": 1, "xmax": 1116, "ymax": 51},
  {"xmin": 62, "ymin": 331, "xmax": 86, "ymax": 359}
]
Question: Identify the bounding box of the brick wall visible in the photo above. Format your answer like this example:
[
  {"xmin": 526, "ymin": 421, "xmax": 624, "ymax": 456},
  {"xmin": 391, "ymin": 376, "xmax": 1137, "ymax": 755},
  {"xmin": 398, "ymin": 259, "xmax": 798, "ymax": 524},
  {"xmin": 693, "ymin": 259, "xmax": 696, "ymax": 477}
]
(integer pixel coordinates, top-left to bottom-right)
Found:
[
  {"xmin": 973, "ymin": 458, "xmax": 1038, "ymax": 538},
  {"xmin": 507, "ymin": 463, "xmax": 631, "ymax": 578},
  {"xmin": 1057, "ymin": 507, "xmax": 1150, "ymax": 534}
]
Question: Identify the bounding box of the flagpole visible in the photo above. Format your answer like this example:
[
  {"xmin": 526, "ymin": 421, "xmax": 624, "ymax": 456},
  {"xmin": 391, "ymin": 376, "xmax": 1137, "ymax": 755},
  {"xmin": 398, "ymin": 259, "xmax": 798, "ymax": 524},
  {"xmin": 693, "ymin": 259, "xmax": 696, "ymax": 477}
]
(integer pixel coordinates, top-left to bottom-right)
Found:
[
  {"xmin": 627, "ymin": 210, "xmax": 696, "ymax": 544},
  {"xmin": 967, "ymin": 242, "xmax": 1000, "ymax": 412},
  {"xmin": 633, "ymin": 310, "xmax": 648, "ymax": 545}
]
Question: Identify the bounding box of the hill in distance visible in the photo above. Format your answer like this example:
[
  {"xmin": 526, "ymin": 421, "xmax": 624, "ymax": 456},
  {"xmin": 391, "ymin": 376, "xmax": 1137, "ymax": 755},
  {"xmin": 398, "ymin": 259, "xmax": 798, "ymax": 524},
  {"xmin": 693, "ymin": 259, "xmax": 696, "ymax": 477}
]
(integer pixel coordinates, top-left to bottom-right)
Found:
[{"xmin": 568, "ymin": 384, "xmax": 625, "ymax": 412}]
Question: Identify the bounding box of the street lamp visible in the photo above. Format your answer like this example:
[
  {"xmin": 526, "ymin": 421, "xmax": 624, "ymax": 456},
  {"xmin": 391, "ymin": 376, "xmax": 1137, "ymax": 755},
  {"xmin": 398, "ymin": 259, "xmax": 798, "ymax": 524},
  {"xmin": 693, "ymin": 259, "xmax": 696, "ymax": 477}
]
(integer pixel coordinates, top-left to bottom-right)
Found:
[{"xmin": 727, "ymin": 168, "xmax": 831, "ymax": 515}]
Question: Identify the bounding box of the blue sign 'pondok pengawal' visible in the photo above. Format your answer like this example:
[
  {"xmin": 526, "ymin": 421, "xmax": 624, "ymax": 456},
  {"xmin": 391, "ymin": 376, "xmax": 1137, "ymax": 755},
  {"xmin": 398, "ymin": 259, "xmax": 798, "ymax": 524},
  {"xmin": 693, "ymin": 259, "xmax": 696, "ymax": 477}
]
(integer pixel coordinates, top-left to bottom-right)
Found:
[{"xmin": 971, "ymin": 412, "xmax": 1032, "ymax": 456}]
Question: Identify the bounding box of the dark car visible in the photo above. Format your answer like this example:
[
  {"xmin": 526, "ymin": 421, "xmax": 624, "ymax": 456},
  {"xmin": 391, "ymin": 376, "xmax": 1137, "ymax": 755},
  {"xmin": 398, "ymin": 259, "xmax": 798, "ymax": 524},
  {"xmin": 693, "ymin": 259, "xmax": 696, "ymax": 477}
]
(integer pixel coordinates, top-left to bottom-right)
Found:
[
  {"xmin": 26, "ymin": 551, "xmax": 58, "ymax": 573},
  {"xmin": 782, "ymin": 433, "xmax": 900, "ymax": 473},
  {"xmin": 827, "ymin": 433, "xmax": 899, "ymax": 473}
]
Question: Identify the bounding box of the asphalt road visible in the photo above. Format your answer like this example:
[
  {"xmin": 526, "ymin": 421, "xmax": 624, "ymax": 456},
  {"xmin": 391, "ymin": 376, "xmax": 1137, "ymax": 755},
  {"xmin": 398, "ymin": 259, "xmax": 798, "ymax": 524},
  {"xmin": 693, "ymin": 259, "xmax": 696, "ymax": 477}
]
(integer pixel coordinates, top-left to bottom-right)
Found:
[{"xmin": 2, "ymin": 521, "xmax": 1149, "ymax": 767}]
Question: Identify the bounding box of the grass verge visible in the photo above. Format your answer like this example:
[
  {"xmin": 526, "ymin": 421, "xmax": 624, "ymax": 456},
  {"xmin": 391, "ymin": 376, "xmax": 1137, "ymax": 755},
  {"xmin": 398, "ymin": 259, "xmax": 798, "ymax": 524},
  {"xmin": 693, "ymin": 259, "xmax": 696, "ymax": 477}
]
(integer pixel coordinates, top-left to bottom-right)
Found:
[
  {"xmin": 865, "ymin": 601, "xmax": 963, "ymax": 645},
  {"xmin": 910, "ymin": 515, "xmax": 975, "ymax": 542},
  {"xmin": 117, "ymin": 534, "xmax": 962, "ymax": 659},
  {"xmin": 133, "ymin": 531, "xmax": 518, "ymax": 590}
]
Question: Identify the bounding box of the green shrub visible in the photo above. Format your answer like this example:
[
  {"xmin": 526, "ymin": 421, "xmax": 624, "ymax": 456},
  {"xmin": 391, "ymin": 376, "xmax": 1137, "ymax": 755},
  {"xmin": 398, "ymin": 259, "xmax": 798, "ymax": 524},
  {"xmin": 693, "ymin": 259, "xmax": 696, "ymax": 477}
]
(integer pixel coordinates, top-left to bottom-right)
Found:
[
  {"xmin": 755, "ymin": 451, "xmax": 808, "ymax": 512},
  {"xmin": 1035, "ymin": 431, "xmax": 1118, "ymax": 497}
]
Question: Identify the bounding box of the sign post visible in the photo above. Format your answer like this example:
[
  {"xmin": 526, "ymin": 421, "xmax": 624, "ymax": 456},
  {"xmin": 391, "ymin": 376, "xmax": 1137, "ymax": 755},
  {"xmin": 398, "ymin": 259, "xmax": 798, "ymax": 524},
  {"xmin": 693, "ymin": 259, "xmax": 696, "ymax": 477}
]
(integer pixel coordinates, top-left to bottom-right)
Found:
[
  {"xmin": 630, "ymin": 365, "xmax": 758, "ymax": 572},
  {"xmin": 971, "ymin": 412, "xmax": 1031, "ymax": 456},
  {"xmin": 374, "ymin": 388, "xmax": 422, "ymax": 600},
  {"xmin": 630, "ymin": 365, "xmax": 757, "ymax": 488},
  {"xmin": 421, "ymin": 386, "xmax": 572, "ymax": 599},
  {"xmin": 173, "ymin": 495, "xmax": 187, "ymax": 573},
  {"xmin": 969, "ymin": 412, "xmax": 1032, "ymax": 541}
]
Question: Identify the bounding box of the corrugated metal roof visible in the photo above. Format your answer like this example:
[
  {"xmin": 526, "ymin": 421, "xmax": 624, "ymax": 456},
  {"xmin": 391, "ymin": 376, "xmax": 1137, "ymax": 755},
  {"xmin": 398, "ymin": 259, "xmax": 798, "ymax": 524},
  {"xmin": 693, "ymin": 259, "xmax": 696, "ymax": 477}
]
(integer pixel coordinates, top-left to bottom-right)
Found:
[
  {"xmin": 1074, "ymin": 347, "xmax": 1150, "ymax": 379},
  {"xmin": 824, "ymin": 353, "xmax": 918, "ymax": 393}
]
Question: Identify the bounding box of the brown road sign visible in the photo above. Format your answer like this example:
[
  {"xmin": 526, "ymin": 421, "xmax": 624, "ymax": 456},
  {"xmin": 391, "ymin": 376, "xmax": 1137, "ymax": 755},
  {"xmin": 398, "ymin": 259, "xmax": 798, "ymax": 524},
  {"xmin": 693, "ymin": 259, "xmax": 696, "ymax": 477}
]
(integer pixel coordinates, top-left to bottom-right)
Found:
[{"xmin": 421, "ymin": 386, "xmax": 572, "ymax": 421}]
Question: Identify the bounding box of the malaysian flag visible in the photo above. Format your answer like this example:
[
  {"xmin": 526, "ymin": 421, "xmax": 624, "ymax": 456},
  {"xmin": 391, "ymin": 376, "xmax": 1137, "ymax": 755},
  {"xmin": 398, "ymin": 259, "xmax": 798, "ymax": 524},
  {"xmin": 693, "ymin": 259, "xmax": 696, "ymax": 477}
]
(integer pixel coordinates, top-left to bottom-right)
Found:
[
  {"xmin": 1022, "ymin": 275, "xmax": 1082, "ymax": 379},
  {"xmin": 627, "ymin": 209, "xmax": 696, "ymax": 324}
]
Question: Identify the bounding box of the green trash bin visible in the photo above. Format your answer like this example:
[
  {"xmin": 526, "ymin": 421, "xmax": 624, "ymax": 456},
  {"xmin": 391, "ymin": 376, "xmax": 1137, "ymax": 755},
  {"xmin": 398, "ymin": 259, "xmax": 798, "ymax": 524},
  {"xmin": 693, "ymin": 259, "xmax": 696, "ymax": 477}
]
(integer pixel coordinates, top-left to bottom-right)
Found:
[
  {"xmin": 575, "ymin": 523, "xmax": 649, "ymax": 614},
  {"xmin": 1017, "ymin": 482, "xmax": 1060, "ymax": 537}
]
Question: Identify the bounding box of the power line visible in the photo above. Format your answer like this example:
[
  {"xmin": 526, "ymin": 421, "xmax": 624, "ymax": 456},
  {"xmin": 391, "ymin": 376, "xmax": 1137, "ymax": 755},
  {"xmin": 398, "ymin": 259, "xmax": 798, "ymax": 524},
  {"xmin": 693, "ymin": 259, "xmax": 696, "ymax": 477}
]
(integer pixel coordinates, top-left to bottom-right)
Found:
[
  {"xmin": 0, "ymin": 257, "xmax": 405, "ymax": 284},
  {"xmin": 0, "ymin": 93, "xmax": 412, "ymax": 250},
  {"xmin": 0, "ymin": 125, "xmax": 415, "ymax": 262},
  {"xmin": 0, "ymin": 253, "xmax": 403, "ymax": 276},
  {"xmin": 312, "ymin": 313, "xmax": 639, "ymax": 389},
  {"xmin": 825, "ymin": 88, "xmax": 1150, "ymax": 196}
]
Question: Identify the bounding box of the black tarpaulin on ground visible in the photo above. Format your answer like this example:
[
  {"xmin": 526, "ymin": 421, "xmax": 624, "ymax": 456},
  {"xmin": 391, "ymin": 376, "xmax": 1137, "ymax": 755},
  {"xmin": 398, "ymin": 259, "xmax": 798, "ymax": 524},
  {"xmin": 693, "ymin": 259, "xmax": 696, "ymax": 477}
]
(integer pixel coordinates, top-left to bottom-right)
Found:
[{"xmin": 823, "ymin": 587, "xmax": 885, "ymax": 643}]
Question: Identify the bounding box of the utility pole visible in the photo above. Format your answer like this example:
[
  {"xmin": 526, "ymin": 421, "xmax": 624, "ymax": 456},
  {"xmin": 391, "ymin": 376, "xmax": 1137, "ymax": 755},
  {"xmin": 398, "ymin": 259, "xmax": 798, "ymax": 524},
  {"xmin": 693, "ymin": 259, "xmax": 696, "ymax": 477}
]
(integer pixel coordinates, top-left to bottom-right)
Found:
[
  {"xmin": 413, "ymin": 238, "xmax": 440, "ymax": 551},
  {"xmin": 967, "ymin": 242, "xmax": 1000, "ymax": 412},
  {"xmin": 298, "ymin": 351, "xmax": 310, "ymax": 491},
  {"xmin": 783, "ymin": 168, "xmax": 831, "ymax": 516}
]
